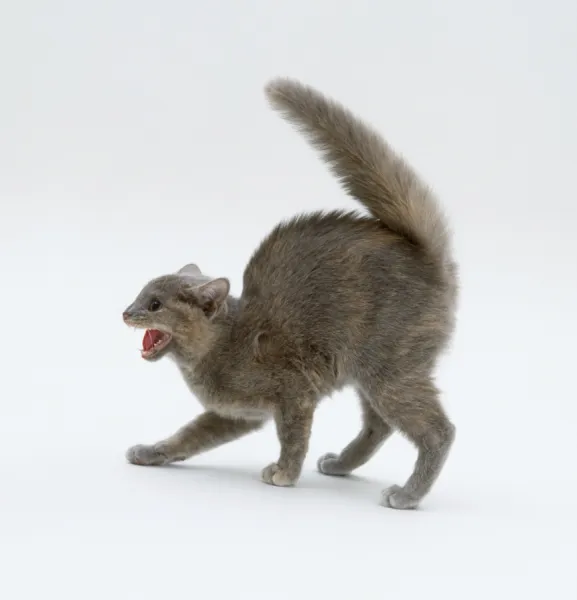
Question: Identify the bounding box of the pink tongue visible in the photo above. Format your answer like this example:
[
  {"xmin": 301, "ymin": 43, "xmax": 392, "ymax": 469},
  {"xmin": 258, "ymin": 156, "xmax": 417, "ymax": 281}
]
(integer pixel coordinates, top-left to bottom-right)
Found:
[{"xmin": 142, "ymin": 329, "xmax": 163, "ymax": 351}]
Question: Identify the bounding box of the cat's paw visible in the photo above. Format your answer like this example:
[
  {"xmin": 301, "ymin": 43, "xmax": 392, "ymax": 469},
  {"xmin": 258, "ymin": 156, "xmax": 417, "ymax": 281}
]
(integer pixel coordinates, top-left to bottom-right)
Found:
[
  {"xmin": 317, "ymin": 452, "xmax": 350, "ymax": 476},
  {"xmin": 125, "ymin": 444, "xmax": 171, "ymax": 466},
  {"xmin": 380, "ymin": 485, "xmax": 420, "ymax": 510},
  {"xmin": 261, "ymin": 462, "xmax": 297, "ymax": 487}
]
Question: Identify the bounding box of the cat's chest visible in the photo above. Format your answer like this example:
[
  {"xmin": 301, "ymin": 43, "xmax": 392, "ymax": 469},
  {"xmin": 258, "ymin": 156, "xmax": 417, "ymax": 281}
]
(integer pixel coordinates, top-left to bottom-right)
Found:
[{"xmin": 178, "ymin": 364, "xmax": 271, "ymax": 421}]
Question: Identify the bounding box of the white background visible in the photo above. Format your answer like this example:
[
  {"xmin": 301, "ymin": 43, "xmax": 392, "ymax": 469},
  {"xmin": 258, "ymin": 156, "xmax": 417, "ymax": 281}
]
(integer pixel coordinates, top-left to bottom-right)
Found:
[{"xmin": 1, "ymin": 1, "xmax": 576, "ymax": 598}]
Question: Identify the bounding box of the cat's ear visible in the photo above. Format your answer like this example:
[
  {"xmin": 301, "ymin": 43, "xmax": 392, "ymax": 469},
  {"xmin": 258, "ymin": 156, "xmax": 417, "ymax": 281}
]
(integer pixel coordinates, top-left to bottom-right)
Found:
[
  {"xmin": 178, "ymin": 263, "xmax": 202, "ymax": 277},
  {"xmin": 196, "ymin": 278, "xmax": 230, "ymax": 319}
]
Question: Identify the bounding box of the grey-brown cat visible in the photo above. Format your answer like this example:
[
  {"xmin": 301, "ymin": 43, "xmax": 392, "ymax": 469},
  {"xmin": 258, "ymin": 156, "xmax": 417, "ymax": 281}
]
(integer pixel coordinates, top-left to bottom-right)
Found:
[{"xmin": 123, "ymin": 78, "xmax": 458, "ymax": 509}]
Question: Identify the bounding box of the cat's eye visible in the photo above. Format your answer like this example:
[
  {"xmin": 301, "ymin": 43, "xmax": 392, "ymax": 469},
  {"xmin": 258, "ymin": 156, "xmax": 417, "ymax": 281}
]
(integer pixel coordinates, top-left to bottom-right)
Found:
[{"xmin": 148, "ymin": 299, "xmax": 162, "ymax": 312}]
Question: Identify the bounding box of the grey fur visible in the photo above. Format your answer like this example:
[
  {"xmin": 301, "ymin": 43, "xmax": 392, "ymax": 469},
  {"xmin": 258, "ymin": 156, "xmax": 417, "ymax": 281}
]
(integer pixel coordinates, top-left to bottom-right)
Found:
[{"xmin": 123, "ymin": 77, "xmax": 458, "ymax": 509}]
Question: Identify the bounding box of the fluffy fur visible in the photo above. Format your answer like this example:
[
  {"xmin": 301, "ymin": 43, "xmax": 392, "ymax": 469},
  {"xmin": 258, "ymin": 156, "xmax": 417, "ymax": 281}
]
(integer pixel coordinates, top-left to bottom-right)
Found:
[{"xmin": 123, "ymin": 78, "xmax": 458, "ymax": 509}]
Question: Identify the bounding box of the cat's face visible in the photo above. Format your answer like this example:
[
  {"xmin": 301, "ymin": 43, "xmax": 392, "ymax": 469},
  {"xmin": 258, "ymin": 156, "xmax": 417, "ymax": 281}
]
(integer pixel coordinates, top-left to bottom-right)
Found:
[{"xmin": 122, "ymin": 264, "xmax": 230, "ymax": 362}]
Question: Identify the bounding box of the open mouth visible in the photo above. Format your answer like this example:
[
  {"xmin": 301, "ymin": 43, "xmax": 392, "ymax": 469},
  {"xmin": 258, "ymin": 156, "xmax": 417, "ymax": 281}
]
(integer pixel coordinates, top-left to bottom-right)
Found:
[{"xmin": 141, "ymin": 329, "xmax": 172, "ymax": 360}]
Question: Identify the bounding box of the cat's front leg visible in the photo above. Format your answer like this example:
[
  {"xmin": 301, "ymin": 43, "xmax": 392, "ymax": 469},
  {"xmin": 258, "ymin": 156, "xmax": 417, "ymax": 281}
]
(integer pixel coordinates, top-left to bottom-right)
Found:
[
  {"xmin": 126, "ymin": 411, "xmax": 265, "ymax": 466},
  {"xmin": 261, "ymin": 400, "xmax": 315, "ymax": 486}
]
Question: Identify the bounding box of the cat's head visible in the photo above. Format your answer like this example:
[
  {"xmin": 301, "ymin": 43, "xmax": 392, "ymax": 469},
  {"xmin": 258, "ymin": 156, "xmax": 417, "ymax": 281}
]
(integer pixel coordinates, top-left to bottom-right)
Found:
[{"xmin": 122, "ymin": 263, "xmax": 230, "ymax": 362}]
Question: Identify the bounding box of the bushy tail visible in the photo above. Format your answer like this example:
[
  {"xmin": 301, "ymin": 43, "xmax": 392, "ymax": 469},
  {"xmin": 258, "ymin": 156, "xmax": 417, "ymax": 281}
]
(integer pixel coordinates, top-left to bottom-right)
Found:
[{"xmin": 265, "ymin": 77, "xmax": 452, "ymax": 264}]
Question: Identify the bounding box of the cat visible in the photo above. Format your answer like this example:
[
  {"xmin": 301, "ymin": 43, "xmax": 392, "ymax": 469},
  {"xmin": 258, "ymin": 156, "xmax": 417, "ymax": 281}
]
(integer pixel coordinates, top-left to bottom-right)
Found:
[{"xmin": 122, "ymin": 77, "xmax": 458, "ymax": 509}]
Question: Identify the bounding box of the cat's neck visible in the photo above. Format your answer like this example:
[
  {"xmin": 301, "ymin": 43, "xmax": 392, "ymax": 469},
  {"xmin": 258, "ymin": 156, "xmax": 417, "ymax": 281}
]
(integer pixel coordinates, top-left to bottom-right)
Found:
[{"xmin": 171, "ymin": 295, "xmax": 240, "ymax": 373}]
